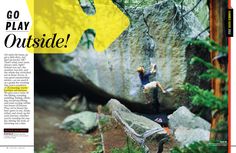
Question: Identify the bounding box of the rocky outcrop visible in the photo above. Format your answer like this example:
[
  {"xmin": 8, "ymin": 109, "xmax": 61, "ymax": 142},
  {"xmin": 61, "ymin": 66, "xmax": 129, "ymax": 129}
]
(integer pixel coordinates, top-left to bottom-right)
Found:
[
  {"xmin": 168, "ymin": 106, "xmax": 211, "ymax": 146},
  {"xmin": 168, "ymin": 106, "xmax": 211, "ymax": 130},
  {"xmin": 107, "ymin": 99, "xmax": 166, "ymax": 135},
  {"xmin": 38, "ymin": 0, "xmax": 209, "ymax": 109},
  {"xmin": 59, "ymin": 111, "xmax": 98, "ymax": 134},
  {"xmin": 106, "ymin": 99, "xmax": 131, "ymax": 113},
  {"xmin": 174, "ymin": 126, "xmax": 210, "ymax": 146}
]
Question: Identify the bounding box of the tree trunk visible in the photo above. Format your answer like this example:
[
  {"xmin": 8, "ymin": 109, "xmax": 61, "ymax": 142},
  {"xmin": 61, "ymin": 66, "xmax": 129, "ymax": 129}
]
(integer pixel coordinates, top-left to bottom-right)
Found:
[{"xmin": 209, "ymin": 0, "xmax": 227, "ymax": 140}]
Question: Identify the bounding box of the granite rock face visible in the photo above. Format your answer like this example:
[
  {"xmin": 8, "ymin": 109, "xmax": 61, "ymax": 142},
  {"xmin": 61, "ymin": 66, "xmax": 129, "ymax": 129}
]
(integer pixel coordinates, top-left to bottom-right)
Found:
[
  {"xmin": 174, "ymin": 126, "xmax": 210, "ymax": 146},
  {"xmin": 38, "ymin": 0, "xmax": 209, "ymax": 108},
  {"xmin": 168, "ymin": 106, "xmax": 211, "ymax": 146},
  {"xmin": 168, "ymin": 106, "xmax": 211, "ymax": 131}
]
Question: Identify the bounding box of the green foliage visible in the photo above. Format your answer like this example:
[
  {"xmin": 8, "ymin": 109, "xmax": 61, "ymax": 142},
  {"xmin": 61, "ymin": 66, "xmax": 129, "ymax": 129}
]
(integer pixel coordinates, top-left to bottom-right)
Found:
[
  {"xmin": 99, "ymin": 116, "xmax": 110, "ymax": 126},
  {"xmin": 101, "ymin": 105, "xmax": 110, "ymax": 114},
  {"xmin": 186, "ymin": 38, "xmax": 228, "ymax": 54},
  {"xmin": 91, "ymin": 145, "xmax": 103, "ymax": 153},
  {"xmin": 171, "ymin": 141, "xmax": 227, "ymax": 153},
  {"xmin": 88, "ymin": 135, "xmax": 102, "ymax": 145},
  {"xmin": 183, "ymin": 83, "xmax": 227, "ymax": 113},
  {"xmin": 184, "ymin": 38, "xmax": 228, "ymax": 114},
  {"xmin": 69, "ymin": 126, "xmax": 84, "ymax": 133},
  {"xmin": 89, "ymin": 135, "xmax": 103, "ymax": 153},
  {"xmin": 36, "ymin": 143, "xmax": 56, "ymax": 153},
  {"xmin": 190, "ymin": 57, "xmax": 228, "ymax": 81},
  {"xmin": 214, "ymin": 120, "xmax": 228, "ymax": 133},
  {"xmin": 111, "ymin": 138, "xmax": 145, "ymax": 153},
  {"xmin": 174, "ymin": 38, "xmax": 228, "ymax": 153}
]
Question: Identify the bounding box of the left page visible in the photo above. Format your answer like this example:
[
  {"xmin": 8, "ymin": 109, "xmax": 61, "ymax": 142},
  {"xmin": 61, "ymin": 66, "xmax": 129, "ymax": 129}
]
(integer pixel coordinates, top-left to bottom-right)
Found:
[{"xmin": 0, "ymin": 0, "xmax": 34, "ymax": 153}]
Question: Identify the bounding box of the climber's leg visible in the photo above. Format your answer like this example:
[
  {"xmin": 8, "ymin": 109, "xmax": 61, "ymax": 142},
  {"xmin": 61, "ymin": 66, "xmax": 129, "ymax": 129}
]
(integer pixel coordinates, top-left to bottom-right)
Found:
[
  {"xmin": 144, "ymin": 92, "xmax": 152, "ymax": 104},
  {"xmin": 156, "ymin": 81, "xmax": 166, "ymax": 93}
]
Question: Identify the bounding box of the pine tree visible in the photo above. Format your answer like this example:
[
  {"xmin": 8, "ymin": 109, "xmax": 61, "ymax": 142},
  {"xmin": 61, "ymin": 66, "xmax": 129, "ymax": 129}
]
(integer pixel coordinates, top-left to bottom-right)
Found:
[{"xmin": 171, "ymin": 38, "xmax": 228, "ymax": 153}]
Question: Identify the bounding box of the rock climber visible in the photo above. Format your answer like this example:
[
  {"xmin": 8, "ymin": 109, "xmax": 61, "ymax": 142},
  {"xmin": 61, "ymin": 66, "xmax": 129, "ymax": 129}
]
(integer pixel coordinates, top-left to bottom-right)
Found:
[{"xmin": 137, "ymin": 64, "xmax": 166, "ymax": 103}]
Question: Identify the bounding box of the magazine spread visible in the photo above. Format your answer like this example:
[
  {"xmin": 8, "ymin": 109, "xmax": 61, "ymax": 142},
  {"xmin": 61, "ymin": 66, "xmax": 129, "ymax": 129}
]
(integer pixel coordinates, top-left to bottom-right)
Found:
[{"xmin": 0, "ymin": 0, "xmax": 234, "ymax": 153}]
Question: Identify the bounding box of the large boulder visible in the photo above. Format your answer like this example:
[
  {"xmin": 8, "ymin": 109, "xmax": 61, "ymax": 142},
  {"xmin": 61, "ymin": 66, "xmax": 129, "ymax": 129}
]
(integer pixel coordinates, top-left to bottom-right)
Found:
[
  {"xmin": 59, "ymin": 111, "xmax": 97, "ymax": 134},
  {"xmin": 38, "ymin": 0, "xmax": 209, "ymax": 108},
  {"xmin": 106, "ymin": 99, "xmax": 131, "ymax": 113},
  {"xmin": 168, "ymin": 106, "xmax": 211, "ymax": 146},
  {"xmin": 168, "ymin": 106, "xmax": 211, "ymax": 131},
  {"xmin": 175, "ymin": 126, "xmax": 210, "ymax": 146}
]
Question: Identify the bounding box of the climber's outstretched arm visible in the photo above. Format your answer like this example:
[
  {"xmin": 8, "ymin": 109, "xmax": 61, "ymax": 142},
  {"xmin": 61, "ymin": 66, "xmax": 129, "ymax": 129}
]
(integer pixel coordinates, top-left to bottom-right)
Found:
[{"xmin": 150, "ymin": 64, "xmax": 157, "ymax": 74}]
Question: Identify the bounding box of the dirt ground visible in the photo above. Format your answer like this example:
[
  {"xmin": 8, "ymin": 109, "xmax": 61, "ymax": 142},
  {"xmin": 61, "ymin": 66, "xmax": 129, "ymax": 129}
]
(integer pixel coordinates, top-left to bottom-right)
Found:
[
  {"xmin": 34, "ymin": 95, "xmax": 176, "ymax": 153},
  {"xmin": 101, "ymin": 119, "xmax": 176, "ymax": 153},
  {"xmin": 102, "ymin": 119, "xmax": 127, "ymax": 152},
  {"xmin": 34, "ymin": 106, "xmax": 98, "ymax": 153}
]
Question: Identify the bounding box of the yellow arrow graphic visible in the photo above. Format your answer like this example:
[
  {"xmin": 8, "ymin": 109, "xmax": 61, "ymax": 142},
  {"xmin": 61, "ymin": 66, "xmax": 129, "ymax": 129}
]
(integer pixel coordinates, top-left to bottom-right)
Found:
[{"xmin": 26, "ymin": 0, "xmax": 130, "ymax": 53}]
